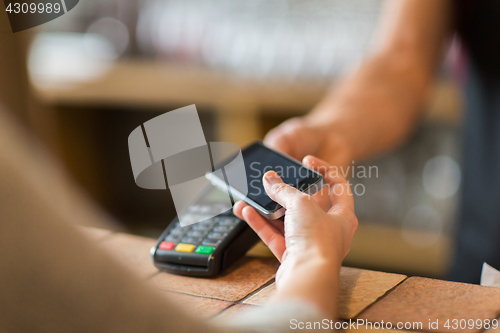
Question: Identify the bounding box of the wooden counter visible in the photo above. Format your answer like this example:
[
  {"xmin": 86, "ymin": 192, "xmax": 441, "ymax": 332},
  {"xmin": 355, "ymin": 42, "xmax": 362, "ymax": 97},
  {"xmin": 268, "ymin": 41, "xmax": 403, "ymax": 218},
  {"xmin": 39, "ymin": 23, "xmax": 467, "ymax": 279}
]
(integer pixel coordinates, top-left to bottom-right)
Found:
[{"xmin": 81, "ymin": 227, "xmax": 500, "ymax": 332}]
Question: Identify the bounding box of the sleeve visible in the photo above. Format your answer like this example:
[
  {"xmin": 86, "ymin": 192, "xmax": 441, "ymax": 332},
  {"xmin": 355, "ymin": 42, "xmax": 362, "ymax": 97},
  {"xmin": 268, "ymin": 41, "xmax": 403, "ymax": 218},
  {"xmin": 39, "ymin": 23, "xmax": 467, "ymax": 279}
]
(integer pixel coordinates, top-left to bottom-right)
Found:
[{"xmin": 213, "ymin": 301, "xmax": 331, "ymax": 332}]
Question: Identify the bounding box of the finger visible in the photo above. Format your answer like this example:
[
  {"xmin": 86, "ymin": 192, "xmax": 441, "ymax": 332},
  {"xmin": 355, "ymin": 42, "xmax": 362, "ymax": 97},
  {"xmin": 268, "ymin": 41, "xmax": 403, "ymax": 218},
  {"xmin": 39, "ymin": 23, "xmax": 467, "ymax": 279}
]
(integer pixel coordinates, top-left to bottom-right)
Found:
[
  {"xmin": 233, "ymin": 200, "xmax": 247, "ymax": 220},
  {"xmin": 241, "ymin": 205, "xmax": 286, "ymax": 261},
  {"xmin": 291, "ymin": 155, "xmax": 329, "ymax": 211},
  {"xmin": 264, "ymin": 118, "xmax": 306, "ymax": 160},
  {"xmin": 302, "ymin": 155, "xmax": 354, "ymax": 212},
  {"xmin": 268, "ymin": 219, "xmax": 285, "ymax": 235},
  {"xmin": 263, "ymin": 171, "xmax": 309, "ymax": 210},
  {"xmin": 302, "ymin": 155, "xmax": 343, "ymax": 187},
  {"xmin": 234, "ymin": 201, "xmax": 284, "ymax": 234},
  {"xmin": 303, "ymin": 155, "xmax": 342, "ymax": 209},
  {"xmin": 264, "ymin": 127, "xmax": 291, "ymax": 154},
  {"xmin": 311, "ymin": 186, "xmax": 331, "ymax": 212}
]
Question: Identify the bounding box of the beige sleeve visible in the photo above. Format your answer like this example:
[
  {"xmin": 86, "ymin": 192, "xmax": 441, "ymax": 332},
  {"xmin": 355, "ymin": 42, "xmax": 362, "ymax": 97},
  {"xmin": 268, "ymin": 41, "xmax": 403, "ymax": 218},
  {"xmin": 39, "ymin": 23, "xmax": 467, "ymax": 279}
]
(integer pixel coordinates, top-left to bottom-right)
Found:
[
  {"xmin": 0, "ymin": 111, "xmax": 222, "ymax": 333},
  {"xmin": 213, "ymin": 301, "xmax": 329, "ymax": 332}
]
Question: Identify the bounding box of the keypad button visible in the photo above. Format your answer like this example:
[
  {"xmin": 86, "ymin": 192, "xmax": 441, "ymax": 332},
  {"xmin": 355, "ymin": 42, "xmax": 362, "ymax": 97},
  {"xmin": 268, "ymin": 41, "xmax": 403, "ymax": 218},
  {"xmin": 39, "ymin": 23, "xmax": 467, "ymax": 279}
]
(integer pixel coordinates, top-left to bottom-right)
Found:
[
  {"xmin": 195, "ymin": 245, "xmax": 214, "ymax": 255},
  {"xmin": 200, "ymin": 220, "xmax": 218, "ymax": 227},
  {"xmin": 193, "ymin": 224, "xmax": 212, "ymax": 231},
  {"xmin": 196, "ymin": 214, "xmax": 213, "ymax": 222},
  {"xmin": 207, "ymin": 232, "xmax": 228, "ymax": 240},
  {"xmin": 179, "ymin": 215, "xmax": 198, "ymax": 226},
  {"xmin": 202, "ymin": 239, "xmax": 222, "ymax": 247},
  {"xmin": 158, "ymin": 241, "xmax": 175, "ymax": 251},
  {"xmin": 174, "ymin": 222, "xmax": 192, "ymax": 230},
  {"xmin": 213, "ymin": 225, "xmax": 234, "ymax": 233},
  {"xmin": 165, "ymin": 235, "xmax": 182, "ymax": 243},
  {"xmin": 199, "ymin": 205, "xmax": 212, "ymax": 213},
  {"xmin": 181, "ymin": 237, "xmax": 202, "ymax": 245},
  {"xmin": 218, "ymin": 217, "xmax": 239, "ymax": 226},
  {"xmin": 170, "ymin": 228, "xmax": 186, "ymax": 236},
  {"xmin": 198, "ymin": 222, "xmax": 215, "ymax": 228},
  {"xmin": 187, "ymin": 230, "xmax": 208, "ymax": 238},
  {"xmin": 175, "ymin": 243, "xmax": 195, "ymax": 253}
]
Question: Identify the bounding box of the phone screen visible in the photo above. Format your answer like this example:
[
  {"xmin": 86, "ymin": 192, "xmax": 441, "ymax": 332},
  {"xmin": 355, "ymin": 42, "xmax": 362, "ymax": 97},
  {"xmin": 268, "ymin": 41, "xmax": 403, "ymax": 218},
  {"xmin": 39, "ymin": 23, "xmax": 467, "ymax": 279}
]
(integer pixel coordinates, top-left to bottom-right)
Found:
[{"xmin": 225, "ymin": 143, "xmax": 322, "ymax": 211}]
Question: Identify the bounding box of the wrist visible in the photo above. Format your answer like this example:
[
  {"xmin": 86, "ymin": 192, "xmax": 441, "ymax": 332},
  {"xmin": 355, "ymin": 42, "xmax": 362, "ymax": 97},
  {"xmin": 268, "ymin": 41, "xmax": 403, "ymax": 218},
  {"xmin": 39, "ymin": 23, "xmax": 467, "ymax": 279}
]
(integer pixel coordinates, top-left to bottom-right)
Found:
[
  {"xmin": 288, "ymin": 243, "xmax": 343, "ymax": 276},
  {"xmin": 274, "ymin": 252, "xmax": 341, "ymax": 317}
]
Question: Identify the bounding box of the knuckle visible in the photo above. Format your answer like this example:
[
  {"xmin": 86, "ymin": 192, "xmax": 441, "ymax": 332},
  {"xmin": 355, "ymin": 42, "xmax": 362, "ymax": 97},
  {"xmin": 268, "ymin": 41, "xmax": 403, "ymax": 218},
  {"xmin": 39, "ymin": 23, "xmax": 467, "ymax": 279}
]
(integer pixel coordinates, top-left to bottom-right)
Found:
[
  {"xmin": 265, "ymin": 127, "xmax": 282, "ymax": 139},
  {"xmin": 333, "ymin": 206, "xmax": 355, "ymax": 220},
  {"xmin": 334, "ymin": 175, "xmax": 349, "ymax": 187},
  {"xmin": 282, "ymin": 118, "xmax": 305, "ymax": 135},
  {"xmin": 344, "ymin": 212, "xmax": 359, "ymax": 235},
  {"xmin": 350, "ymin": 215, "xmax": 359, "ymax": 232},
  {"xmin": 293, "ymin": 194, "xmax": 314, "ymax": 207},
  {"xmin": 272, "ymin": 183, "xmax": 289, "ymax": 195}
]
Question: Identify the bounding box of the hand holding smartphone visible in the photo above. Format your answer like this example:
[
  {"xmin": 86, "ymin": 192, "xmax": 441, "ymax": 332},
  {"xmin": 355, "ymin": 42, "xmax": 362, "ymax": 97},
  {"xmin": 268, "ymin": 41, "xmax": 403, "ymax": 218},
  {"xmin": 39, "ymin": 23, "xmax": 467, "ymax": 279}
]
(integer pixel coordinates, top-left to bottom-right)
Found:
[{"xmin": 206, "ymin": 141, "xmax": 324, "ymax": 219}]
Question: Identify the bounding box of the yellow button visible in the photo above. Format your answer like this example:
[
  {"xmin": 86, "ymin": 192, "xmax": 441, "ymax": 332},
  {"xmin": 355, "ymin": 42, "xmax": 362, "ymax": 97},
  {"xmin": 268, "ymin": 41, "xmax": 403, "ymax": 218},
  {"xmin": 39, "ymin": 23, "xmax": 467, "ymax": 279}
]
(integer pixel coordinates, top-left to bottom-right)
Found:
[{"xmin": 175, "ymin": 243, "xmax": 195, "ymax": 253}]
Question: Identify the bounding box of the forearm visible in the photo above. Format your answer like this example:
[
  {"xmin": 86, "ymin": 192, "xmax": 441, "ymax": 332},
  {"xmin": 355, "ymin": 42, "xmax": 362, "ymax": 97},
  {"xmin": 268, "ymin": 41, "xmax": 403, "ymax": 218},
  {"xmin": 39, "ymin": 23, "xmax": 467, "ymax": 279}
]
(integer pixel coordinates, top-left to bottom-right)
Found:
[
  {"xmin": 305, "ymin": 0, "xmax": 453, "ymax": 163},
  {"xmin": 272, "ymin": 245, "xmax": 343, "ymax": 318},
  {"xmin": 308, "ymin": 48, "xmax": 432, "ymax": 161},
  {"xmin": 274, "ymin": 260, "xmax": 340, "ymax": 318}
]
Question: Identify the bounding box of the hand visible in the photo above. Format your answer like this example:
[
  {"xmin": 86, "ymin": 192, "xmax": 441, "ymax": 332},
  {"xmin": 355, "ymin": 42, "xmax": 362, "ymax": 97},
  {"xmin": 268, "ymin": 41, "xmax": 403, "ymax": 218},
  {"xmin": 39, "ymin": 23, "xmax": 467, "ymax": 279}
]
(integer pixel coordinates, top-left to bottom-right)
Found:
[
  {"xmin": 264, "ymin": 116, "xmax": 353, "ymax": 169},
  {"xmin": 233, "ymin": 156, "xmax": 358, "ymax": 316}
]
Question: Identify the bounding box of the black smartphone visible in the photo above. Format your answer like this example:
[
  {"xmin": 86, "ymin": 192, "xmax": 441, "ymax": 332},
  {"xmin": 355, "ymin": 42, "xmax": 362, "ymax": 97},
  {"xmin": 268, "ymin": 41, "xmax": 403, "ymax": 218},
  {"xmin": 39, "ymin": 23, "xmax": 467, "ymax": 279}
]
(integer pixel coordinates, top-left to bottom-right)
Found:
[{"xmin": 206, "ymin": 141, "xmax": 324, "ymax": 219}]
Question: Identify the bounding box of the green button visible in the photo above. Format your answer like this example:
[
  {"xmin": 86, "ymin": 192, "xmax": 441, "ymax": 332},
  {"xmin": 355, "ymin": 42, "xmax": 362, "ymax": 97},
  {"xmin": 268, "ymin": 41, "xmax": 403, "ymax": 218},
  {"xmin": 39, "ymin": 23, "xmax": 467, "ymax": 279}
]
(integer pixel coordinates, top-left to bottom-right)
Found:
[{"xmin": 195, "ymin": 245, "xmax": 214, "ymax": 255}]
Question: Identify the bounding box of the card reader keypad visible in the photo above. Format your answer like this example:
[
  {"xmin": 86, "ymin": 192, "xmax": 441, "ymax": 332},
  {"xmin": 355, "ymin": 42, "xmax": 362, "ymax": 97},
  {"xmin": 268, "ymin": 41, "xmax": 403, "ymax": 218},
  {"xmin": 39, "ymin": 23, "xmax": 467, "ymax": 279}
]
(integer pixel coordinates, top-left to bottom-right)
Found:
[{"xmin": 158, "ymin": 209, "xmax": 240, "ymax": 256}]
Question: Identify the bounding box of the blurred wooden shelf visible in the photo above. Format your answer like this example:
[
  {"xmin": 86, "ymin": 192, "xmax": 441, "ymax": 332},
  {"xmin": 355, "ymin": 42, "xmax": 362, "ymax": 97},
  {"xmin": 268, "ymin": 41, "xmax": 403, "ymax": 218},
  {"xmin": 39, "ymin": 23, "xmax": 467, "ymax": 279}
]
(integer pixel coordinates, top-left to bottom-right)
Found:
[
  {"xmin": 31, "ymin": 59, "xmax": 462, "ymax": 147},
  {"xmin": 32, "ymin": 59, "xmax": 331, "ymax": 112}
]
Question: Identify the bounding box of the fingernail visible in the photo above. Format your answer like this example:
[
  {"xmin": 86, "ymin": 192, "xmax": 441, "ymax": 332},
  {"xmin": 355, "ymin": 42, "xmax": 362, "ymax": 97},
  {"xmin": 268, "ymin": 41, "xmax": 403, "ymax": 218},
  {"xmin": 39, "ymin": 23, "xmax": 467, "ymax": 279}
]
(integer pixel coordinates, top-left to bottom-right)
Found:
[{"xmin": 264, "ymin": 171, "xmax": 280, "ymax": 184}]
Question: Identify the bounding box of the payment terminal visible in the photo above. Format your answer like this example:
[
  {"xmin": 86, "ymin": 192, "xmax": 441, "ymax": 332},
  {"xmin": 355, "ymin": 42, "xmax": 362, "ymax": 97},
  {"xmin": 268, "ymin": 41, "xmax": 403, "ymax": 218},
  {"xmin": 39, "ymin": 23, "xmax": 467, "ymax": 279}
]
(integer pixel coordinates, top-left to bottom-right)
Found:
[{"xmin": 151, "ymin": 186, "xmax": 260, "ymax": 277}]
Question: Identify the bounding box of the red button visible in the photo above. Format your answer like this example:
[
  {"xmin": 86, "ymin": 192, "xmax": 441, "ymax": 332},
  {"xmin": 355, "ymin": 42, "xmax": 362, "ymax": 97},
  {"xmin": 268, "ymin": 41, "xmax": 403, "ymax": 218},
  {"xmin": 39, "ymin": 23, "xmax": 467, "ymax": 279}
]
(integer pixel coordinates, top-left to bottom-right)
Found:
[{"xmin": 159, "ymin": 241, "xmax": 175, "ymax": 250}]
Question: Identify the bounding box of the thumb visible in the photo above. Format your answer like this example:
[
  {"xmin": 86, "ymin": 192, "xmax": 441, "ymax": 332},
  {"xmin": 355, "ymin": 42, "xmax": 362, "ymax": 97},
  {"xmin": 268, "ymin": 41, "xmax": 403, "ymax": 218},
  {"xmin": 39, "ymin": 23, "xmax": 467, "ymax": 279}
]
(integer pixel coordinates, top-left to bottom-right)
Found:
[{"xmin": 263, "ymin": 171, "xmax": 308, "ymax": 209}]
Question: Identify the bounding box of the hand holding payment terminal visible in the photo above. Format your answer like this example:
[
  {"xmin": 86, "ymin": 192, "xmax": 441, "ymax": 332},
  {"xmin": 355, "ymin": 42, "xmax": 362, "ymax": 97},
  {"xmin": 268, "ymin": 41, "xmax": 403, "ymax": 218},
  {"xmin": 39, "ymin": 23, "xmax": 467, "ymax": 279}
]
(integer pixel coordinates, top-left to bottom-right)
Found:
[{"xmin": 151, "ymin": 185, "xmax": 259, "ymax": 277}]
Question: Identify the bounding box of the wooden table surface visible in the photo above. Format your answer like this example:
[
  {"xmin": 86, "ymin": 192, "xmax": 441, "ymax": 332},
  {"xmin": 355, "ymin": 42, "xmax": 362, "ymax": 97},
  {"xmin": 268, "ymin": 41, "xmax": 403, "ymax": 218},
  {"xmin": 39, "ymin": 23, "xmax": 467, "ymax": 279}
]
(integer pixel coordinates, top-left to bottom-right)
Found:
[{"xmin": 81, "ymin": 227, "xmax": 500, "ymax": 333}]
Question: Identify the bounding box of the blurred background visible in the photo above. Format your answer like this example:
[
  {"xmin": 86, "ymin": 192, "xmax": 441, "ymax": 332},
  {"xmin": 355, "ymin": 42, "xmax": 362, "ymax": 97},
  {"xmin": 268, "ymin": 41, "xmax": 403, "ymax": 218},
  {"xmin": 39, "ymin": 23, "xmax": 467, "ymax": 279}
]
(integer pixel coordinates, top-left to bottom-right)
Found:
[{"xmin": 1, "ymin": 0, "xmax": 463, "ymax": 278}]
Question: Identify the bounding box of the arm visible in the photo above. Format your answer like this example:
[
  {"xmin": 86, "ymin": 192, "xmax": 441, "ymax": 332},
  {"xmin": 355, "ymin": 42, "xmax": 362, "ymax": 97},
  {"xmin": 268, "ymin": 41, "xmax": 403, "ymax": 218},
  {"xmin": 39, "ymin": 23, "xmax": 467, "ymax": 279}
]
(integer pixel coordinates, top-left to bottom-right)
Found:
[
  {"xmin": 265, "ymin": 0, "xmax": 454, "ymax": 167},
  {"xmin": 0, "ymin": 109, "xmax": 350, "ymax": 333}
]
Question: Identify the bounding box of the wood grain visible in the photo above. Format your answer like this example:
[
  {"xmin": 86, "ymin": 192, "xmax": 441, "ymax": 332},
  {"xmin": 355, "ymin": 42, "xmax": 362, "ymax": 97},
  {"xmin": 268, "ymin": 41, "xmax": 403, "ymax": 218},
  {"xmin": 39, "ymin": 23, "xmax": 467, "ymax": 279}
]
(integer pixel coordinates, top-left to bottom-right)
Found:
[
  {"xmin": 212, "ymin": 304, "xmax": 257, "ymax": 323},
  {"xmin": 149, "ymin": 257, "xmax": 279, "ymax": 302},
  {"xmin": 359, "ymin": 277, "xmax": 500, "ymax": 333},
  {"xmin": 161, "ymin": 291, "xmax": 232, "ymax": 318},
  {"xmin": 244, "ymin": 266, "xmax": 406, "ymax": 319}
]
